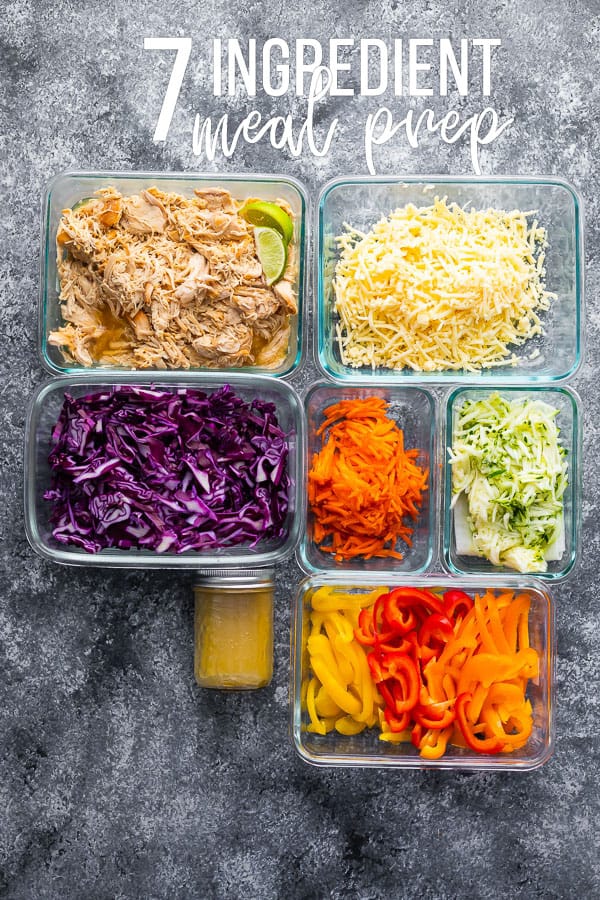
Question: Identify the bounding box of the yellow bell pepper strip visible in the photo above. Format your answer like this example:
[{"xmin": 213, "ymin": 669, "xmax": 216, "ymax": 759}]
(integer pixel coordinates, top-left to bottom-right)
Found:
[
  {"xmin": 335, "ymin": 715, "xmax": 367, "ymax": 736},
  {"xmin": 306, "ymin": 588, "xmax": 386, "ymax": 735},
  {"xmin": 315, "ymin": 685, "xmax": 341, "ymax": 718},
  {"xmin": 325, "ymin": 640, "xmax": 354, "ymax": 687},
  {"xmin": 308, "ymin": 651, "xmax": 362, "ymax": 717},
  {"xmin": 306, "ymin": 676, "xmax": 326, "ymax": 735},
  {"xmin": 325, "ymin": 610, "xmax": 355, "ymax": 643},
  {"xmin": 311, "ymin": 585, "xmax": 385, "ymax": 613}
]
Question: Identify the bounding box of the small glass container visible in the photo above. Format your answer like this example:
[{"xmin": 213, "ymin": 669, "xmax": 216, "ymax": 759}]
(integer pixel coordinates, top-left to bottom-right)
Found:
[
  {"xmin": 194, "ymin": 569, "xmax": 274, "ymax": 690},
  {"xmin": 442, "ymin": 385, "xmax": 581, "ymax": 581},
  {"xmin": 297, "ymin": 382, "xmax": 436, "ymax": 575}
]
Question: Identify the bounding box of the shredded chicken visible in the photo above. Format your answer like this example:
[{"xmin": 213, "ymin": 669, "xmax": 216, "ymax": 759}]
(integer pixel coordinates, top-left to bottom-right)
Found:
[{"xmin": 49, "ymin": 186, "xmax": 298, "ymax": 369}]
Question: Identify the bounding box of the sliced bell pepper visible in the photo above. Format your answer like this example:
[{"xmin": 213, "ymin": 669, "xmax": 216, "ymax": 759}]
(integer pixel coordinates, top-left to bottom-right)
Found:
[
  {"xmin": 371, "ymin": 653, "xmax": 420, "ymax": 714},
  {"xmin": 455, "ymin": 692, "xmax": 505, "ymax": 754},
  {"xmin": 354, "ymin": 607, "xmax": 378, "ymax": 645},
  {"xmin": 442, "ymin": 589, "xmax": 473, "ymax": 621},
  {"xmin": 414, "ymin": 702, "xmax": 456, "ymax": 730},
  {"xmin": 411, "ymin": 722, "xmax": 424, "ymax": 748},
  {"xmin": 384, "ymin": 586, "xmax": 446, "ymax": 625},
  {"xmin": 418, "ymin": 613, "xmax": 454, "ymax": 660},
  {"xmin": 419, "ymin": 725, "xmax": 454, "ymax": 760},
  {"xmin": 384, "ymin": 706, "xmax": 411, "ymax": 733}
]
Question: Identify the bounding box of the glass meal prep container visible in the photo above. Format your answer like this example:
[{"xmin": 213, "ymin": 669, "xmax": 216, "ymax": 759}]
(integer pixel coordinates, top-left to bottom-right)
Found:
[
  {"xmin": 24, "ymin": 372, "xmax": 306, "ymax": 568},
  {"xmin": 442, "ymin": 385, "xmax": 581, "ymax": 582},
  {"xmin": 297, "ymin": 382, "xmax": 436, "ymax": 575},
  {"xmin": 317, "ymin": 176, "xmax": 583, "ymax": 385},
  {"xmin": 291, "ymin": 574, "xmax": 555, "ymax": 771},
  {"xmin": 40, "ymin": 170, "xmax": 308, "ymax": 378}
]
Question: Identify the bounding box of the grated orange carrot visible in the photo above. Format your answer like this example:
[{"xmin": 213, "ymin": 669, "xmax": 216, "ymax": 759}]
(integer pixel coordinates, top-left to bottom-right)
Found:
[{"xmin": 307, "ymin": 397, "xmax": 428, "ymax": 562}]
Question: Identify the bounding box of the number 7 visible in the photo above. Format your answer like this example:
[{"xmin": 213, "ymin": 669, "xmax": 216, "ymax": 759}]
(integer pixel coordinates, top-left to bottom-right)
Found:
[{"xmin": 144, "ymin": 37, "xmax": 192, "ymax": 142}]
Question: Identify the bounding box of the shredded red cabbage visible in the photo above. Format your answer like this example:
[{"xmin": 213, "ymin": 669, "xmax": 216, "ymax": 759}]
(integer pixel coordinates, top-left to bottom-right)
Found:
[{"xmin": 44, "ymin": 385, "xmax": 291, "ymax": 554}]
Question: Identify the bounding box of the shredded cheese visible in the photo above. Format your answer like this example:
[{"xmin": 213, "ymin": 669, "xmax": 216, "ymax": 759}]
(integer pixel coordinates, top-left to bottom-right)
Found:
[{"xmin": 333, "ymin": 197, "xmax": 555, "ymax": 372}]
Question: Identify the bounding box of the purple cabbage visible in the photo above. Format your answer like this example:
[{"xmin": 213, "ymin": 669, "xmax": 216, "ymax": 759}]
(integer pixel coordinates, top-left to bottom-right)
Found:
[{"xmin": 44, "ymin": 385, "xmax": 291, "ymax": 554}]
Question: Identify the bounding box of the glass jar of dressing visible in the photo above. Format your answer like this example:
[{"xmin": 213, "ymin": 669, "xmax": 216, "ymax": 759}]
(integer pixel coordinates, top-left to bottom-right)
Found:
[{"xmin": 193, "ymin": 569, "xmax": 274, "ymax": 690}]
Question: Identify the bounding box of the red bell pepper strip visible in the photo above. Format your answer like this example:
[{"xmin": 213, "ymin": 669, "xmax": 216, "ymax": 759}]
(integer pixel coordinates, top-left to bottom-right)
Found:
[
  {"xmin": 383, "ymin": 600, "xmax": 417, "ymax": 635},
  {"xmin": 376, "ymin": 634, "xmax": 415, "ymax": 655},
  {"xmin": 384, "ymin": 587, "xmax": 446, "ymax": 629},
  {"xmin": 355, "ymin": 602, "xmax": 398, "ymax": 648},
  {"xmin": 377, "ymin": 680, "xmax": 397, "ymax": 712},
  {"xmin": 367, "ymin": 652, "xmax": 385, "ymax": 683},
  {"xmin": 411, "ymin": 722, "xmax": 423, "ymax": 749},
  {"xmin": 354, "ymin": 607, "xmax": 377, "ymax": 646},
  {"xmin": 418, "ymin": 613, "xmax": 454, "ymax": 659},
  {"xmin": 443, "ymin": 589, "xmax": 474, "ymax": 621},
  {"xmin": 371, "ymin": 653, "xmax": 420, "ymax": 714},
  {"xmin": 384, "ymin": 707, "xmax": 410, "ymax": 733}
]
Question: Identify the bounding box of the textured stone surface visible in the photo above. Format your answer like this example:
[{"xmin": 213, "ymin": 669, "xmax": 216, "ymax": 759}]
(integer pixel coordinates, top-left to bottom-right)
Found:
[{"xmin": 1, "ymin": 1, "xmax": 600, "ymax": 897}]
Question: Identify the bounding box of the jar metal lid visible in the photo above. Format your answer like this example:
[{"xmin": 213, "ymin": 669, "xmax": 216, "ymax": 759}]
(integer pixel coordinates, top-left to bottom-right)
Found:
[{"xmin": 194, "ymin": 567, "xmax": 275, "ymax": 590}]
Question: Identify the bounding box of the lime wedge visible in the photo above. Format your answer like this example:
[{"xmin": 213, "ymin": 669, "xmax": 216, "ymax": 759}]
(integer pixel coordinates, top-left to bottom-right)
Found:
[
  {"xmin": 72, "ymin": 197, "xmax": 94, "ymax": 211},
  {"xmin": 254, "ymin": 227, "xmax": 287, "ymax": 285},
  {"xmin": 240, "ymin": 201, "xmax": 294, "ymax": 246}
]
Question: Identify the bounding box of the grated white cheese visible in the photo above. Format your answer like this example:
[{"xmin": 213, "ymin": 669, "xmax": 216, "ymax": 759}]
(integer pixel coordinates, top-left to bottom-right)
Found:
[{"xmin": 333, "ymin": 197, "xmax": 556, "ymax": 372}]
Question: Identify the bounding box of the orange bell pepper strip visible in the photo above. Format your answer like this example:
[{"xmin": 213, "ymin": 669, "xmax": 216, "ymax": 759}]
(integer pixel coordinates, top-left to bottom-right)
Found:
[
  {"xmin": 484, "ymin": 591, "xmax": 513, "ymax": 656},
  {"xmin": 500, "ymin": 593, "xmax": 530, "ymax": 653},
  {"xmin": 455, "ymin": 692, "xmax": 505, "ymax": 754},
  {"xmin": 456, "ymin": 652, "xmax": 525, "ymax": 695},
  {"xmin": 419, "ymin": 725, "xmax": 454, "ymax": 760},
  {"xmin": 414, "ymin": 702, "xmax": 456, "ymax": 730},
  {"xmin": 480, "ymin": 702, "xmax": 533, "ymax": 751},
  {"xmin": 474, "ymin": 592, "xmax": 503, "ymax": 655}
]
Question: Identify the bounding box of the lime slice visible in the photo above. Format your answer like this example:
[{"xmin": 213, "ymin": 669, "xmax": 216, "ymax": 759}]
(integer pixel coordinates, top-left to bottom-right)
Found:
[
  {"xmin": 240, "ymin": 201, "xmax": 294, "ymax": 246},
  {"xmin": 254, "ymin": 227, "xmax": 287, "ymax": 285}
]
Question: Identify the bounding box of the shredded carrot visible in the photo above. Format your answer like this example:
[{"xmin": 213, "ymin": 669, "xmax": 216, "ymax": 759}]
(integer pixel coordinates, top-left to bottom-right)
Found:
[{"xmin": 307, "ymin": 397, "xmax": 428, "ymax": 562}]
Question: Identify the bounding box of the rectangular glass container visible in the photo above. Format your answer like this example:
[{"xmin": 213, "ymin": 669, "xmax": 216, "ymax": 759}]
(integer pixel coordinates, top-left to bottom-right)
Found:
[
  {"xmin": 442, "ymin": 386, "xmax": 581, "ymax": 581},
  {"xmin": 297, "ymin": 383, "xmax": 435, "ymax": 574},
  {"xmin": 24, "ymin": 373, "xmax": 306, "ymax": 568},
  {"xmin": 291, "ymin": 574, "xmax": 554, "ymax": 771},
  {"xmin": 40, "ymin": 170, "xmax": 308, "ymax": 377},
  {"xmin": 317, "ymin": 176, "xmax": 583, "ymax": 384}
]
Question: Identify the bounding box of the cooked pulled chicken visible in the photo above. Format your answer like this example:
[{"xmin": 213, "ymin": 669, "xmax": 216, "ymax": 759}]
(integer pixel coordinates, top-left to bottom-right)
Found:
[{"xmin": 49, "ymin": 187, "xmax": 297, "ymax": 369}]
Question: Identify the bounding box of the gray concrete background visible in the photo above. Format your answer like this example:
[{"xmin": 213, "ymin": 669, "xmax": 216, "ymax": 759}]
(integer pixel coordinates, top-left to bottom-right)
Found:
[{"xmin": 1, "ymin": 1, "xmax": 599, "ymax": 897}]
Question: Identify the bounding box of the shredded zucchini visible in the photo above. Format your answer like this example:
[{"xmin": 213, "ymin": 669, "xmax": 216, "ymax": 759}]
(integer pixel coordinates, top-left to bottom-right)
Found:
[{"xmin": 449, "ymin": 393, "xmax": 568, "ymax": 573}]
